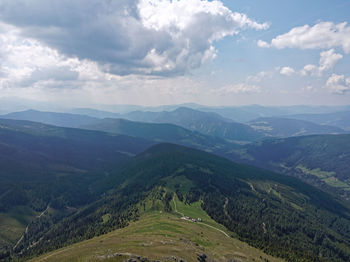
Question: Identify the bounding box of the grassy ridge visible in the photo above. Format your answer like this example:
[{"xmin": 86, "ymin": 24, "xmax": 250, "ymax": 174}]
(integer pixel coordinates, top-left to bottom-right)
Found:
[{"xmin": 30, "ymin": 211, "xmax": 282, "ymax": 262}]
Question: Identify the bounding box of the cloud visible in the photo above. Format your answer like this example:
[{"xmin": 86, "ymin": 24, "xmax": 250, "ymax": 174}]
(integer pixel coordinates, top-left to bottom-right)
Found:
[
  {"xmin": 302, "ymin": 85, "xmax": 317, "ymax": 93},
  {"xmin": 0, "ymin": 0, "xmax": 268, "ymax": 76},
  {"xmin": 246, "ymin": 71, "xmax": 273, "ymax": 82},
  {"xmin": 325, "ymin": 73, "xmax": 350, "ymax": 94},
  {"xmin": 212, "ymin": 83, "xmax": 261, "ymax": 96},
  {"xmin": 279, "ymin": 66, "xmax": 295, "ymax": 76},
  {"xmin": 318, "ymin": 49, "xmax": 343, "ymax": 72},
  {"xmin": 300, "ymin": 49, "xmax": 342, "ymax": 76},
  {"xmin": 0, "ymin": 22, "xmax": 119, "ymax": 90},
  {"xmin": 258, "ymin": 22, "xmax": 350, "ymax": 53},
  {"xmin": 257, "ymin": 40, "xmax": 270, "ymax": 48},
  {"xmin": 300, "ymin": 64, "xmax": 319, "ymax": 76}
]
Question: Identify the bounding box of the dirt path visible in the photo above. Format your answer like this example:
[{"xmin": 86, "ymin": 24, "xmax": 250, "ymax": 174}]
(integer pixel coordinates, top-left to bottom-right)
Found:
[
  {"xmin": 197, "ymin": 222, "xmax": 230, "ymax": 238},
  {"xmin": 223, "ymin": 197, "xmax": 229, "ymax": 217},
  {"xmin": 35, "ymin": 246, "xmax": 76, "ymax": 261},
  {"xmin": 172, "ymin": 194, "xmax": 184, "ymax": 217},
  {"xmin": 13, "ymin": 205, "xmax": 49, "ymax": 250}
]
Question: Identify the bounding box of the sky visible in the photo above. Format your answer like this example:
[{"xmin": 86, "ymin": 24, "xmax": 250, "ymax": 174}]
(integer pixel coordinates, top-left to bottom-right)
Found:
[{"xmin": 0, "ymin": 0, "xmax": 349, "ymax": 107}]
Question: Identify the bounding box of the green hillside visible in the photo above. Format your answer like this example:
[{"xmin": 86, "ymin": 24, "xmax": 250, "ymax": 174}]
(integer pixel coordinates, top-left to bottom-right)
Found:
[
  {"xmin": 228, "ymin": 134, "xmax": 350, "ymax": 201},
  {"xmin": 0, "ymin": 119, "xmax": 155, "ymax": 257},
  {"xmin": 10, "ymin": 143, "xmax": 350, "ymax": 262}
]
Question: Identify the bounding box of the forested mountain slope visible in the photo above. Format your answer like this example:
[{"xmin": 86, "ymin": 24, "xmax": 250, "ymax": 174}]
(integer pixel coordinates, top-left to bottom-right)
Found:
[
  {"xmin": 228, "ymin": 134, "xmax": 350, "ymax": 201},
  {"xmin": 9, "ymin": 143, "xmax": 350, "ymax": 262}
]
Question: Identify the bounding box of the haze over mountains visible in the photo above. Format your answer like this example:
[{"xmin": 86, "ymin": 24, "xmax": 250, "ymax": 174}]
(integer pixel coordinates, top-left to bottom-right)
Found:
[{"xmin": 2, "ymin": 105, "xmax": 349, "ymax": 141}]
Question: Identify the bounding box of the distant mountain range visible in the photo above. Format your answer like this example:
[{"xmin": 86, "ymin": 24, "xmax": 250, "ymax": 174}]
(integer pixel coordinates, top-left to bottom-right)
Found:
[
  {"xmin": 80, "ymin": 117, "xmax": 236, "ymax": 153},
  {"xmin": 69, "ymin": 103, "xmax": 350, "ymax": 122},
  {"xmin": 122, "ymin": 107, "xmax": 265, "ymax": 142},
  {"xmin": 1, "ymin": 97, "xmax": 349, "ymax": 121},
  {"xmin": 3, "ymin": 107, "xmax": 349, "ymax": 144},
  {"xmin": 1, "ymin": 109, "xmax": 98, "ymax": 128},
  {"xmin": 248, "ymin": 117, "xmax": 346, "ymax": 137},
  {"xmin": 0, "ymin": 110, "xmax": 238, "ymax": 153},
  {"xmin": 1, "ymin": 108, "xmax": 263, "ymax": 143},
  {"xmin": 282, "ymin": 111, "xmax": 350, "ymax": 131}
]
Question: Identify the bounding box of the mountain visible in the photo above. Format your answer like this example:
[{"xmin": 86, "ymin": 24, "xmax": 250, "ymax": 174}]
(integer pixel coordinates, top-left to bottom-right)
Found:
[
  {"xmin": 1, "ymin": 109, "xmax": 238, "ymax": 153},
  {"xmin": 123, "ymin": 107, "xmax": 265, "ymax": 142},
  {"xmin": 68, "ymin": 108, "xmax": 122, "ymax": 119},
  {"xmin": 228, "ymin": 134, "xmax": 350, "ymax": 201},
  {"xmin": 0, "ymin": 118, "xmax": 154, "ymax": 185},
  {"xmin": 282, "ymin": 111, "xmax": 350, "ymax": 131},
  {"xmin": 123, "ymin": 106, "xmax": 233, "ymax": 122},
  {"xmin": 9, "ymin": 143, "xmax": 350, "ymax": 262},
  {"xmin": 0, "ymin": 119, "xmax": 155, "ymax": 255},
  {"xmin": 1, "ymin": 110, "xmax": 98, "ymax": 128},
  {"xmin": 80, "ymin": 117, "xmax": 236, "ymax": 154},
  {"xmin": 194, "ymin": 104, "xmax": 350, "ymax": 122},
  {"xmin": 248, "ymin": 117, "xmax": 346, "ymax": 137}
]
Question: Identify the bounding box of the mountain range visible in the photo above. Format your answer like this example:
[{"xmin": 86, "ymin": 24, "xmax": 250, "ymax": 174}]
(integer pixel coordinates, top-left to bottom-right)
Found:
[{"xmin": 1, "ymin": 107, "xmax": 350, "ymax": 261}]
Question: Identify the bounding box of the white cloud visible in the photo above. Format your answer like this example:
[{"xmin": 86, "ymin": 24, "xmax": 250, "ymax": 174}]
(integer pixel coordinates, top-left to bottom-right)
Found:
[
  {"xmin": 279, "ymin": 66, "xmax": 295, "ymax": 76},
  {"xmin": 212, "ymin": 83, "xmax": 261, "ymax": 96},
  {"xmin": 138, "ymin": 0, "xmax": 269, "ymax": 32},
  {"xmin": 246, "ymin": 71, "xmax": 273, "ymax": 82},
  {"xmin": 257, "ymin": 40, "xmax": 270, "ymax": 48},
  {"xmin": 258, "ymin": 22, "xmax": 350, "ymax": 53},
  {"xmin": 0, "ymin": 22, "xmax": 119, "ymax": 90},
  {"xmin": 302, "ymin": 85, "xmax": 316, "ymax": 93},
  {"xmin": 300, "ymin": 49, "xmax": 342, "ymax": 76},
  {"xmin": 325, "ymin": 73, "xmax": 350, "ymax": 94},
  {"xmin": 318, "ymin": 49, "xmax": 343, "ymax": 72},
  {"xmin": 0, "ymin": 0, "xmax": 269, "ymax": 76},
  {"xmin": 300, "ymin": 64, "xmax": 318, "ymax": 76}
]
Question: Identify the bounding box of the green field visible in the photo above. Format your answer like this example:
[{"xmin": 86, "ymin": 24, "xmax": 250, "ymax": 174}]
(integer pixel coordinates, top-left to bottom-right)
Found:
[
  {"xmin": 296, "ymin": 165, "xmax": 350, "ymax": 190},
  {"xmin": 30, "ymin": 211, "xmax": 282, "ymax": 262},
  {"xmin": 171, "ymin": 195, "xmax": 231, "ymax": 234}
]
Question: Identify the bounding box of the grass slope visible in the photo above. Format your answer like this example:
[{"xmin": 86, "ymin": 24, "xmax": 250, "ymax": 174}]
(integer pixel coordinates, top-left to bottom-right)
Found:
[{"xmin": 30, "ymin": 211, "xmax": 282, "ymax": 262}]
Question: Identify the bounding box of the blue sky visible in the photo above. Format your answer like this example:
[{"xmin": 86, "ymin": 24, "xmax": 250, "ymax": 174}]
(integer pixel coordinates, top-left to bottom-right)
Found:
[{"xmin": 0, "ymin": 0, "xmax": 349, "ymax": 107}]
